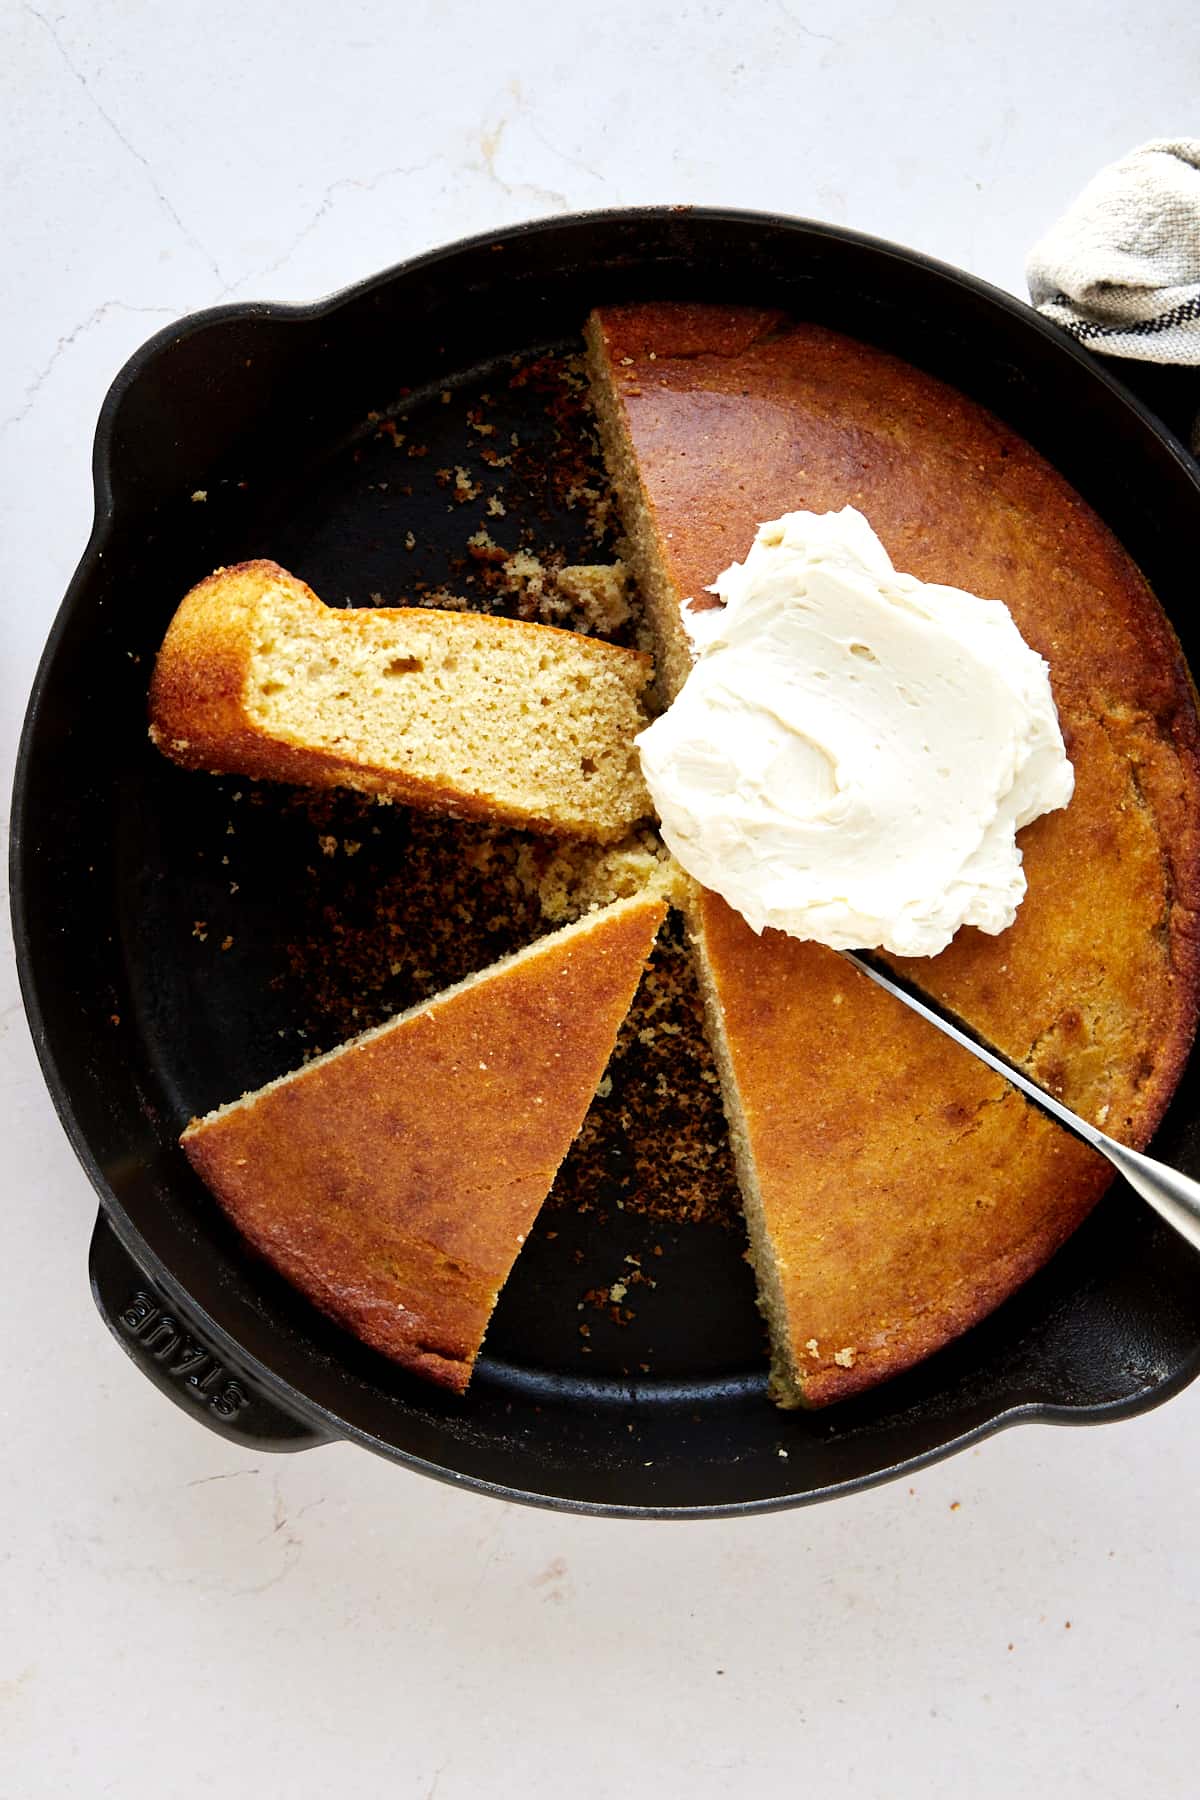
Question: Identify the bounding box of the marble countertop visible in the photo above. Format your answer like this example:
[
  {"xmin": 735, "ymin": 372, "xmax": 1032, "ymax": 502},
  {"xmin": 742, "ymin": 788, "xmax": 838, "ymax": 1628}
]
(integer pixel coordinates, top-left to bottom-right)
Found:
[{"xmin": 4, "ymin": 3, "xmax": 1198, "ymax": 1794}]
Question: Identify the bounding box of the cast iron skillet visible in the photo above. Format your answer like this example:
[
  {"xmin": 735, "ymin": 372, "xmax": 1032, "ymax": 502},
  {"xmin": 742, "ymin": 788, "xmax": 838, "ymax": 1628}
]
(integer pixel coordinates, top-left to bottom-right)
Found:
[{"xmin": 13, "ymin": 208, "xmax": 1200, "ymax": 1518}]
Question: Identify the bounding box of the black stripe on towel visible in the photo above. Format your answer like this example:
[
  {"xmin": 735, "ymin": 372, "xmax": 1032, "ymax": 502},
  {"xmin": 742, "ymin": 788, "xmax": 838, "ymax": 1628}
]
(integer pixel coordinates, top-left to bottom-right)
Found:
[{"xmin": 1050, "ymin": 292, "xmax": 1200, "ymax": 341}]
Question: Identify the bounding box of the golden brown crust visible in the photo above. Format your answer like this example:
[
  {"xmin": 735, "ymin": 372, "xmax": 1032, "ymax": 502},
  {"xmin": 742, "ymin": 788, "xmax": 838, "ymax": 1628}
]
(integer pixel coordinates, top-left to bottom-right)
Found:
[
  {"xmin": 148, "ymin": 559, "xmax": 653, "ymax": 840},
  {"xmin": 589, "ymin": 301, "xmax": 1200, "ymax": 1402},
  {"xmin": 149, "ymin": 560, "xmax": 297, "ymax": 775},
  {"xmin": 595, "ymin": 303, "xmax": 789, "ymax": 363},
  {"xmin": 893, "ymin": 711, "xmax": 1200, "ymax": 1146},
  {"xmin": 693, "ymin": 891, "xmax": 1110, "ymax": 1407},
  {"xmin": 182, "ymin": 896, "xmax": 666, "ymax": 1391}
]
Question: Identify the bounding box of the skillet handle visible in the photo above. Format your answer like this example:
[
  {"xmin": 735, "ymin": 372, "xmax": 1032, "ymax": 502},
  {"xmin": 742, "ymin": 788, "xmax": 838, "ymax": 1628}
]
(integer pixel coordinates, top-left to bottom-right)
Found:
[{"xmin": 89, "ymin": 1212, "xmax": 332, "ymax": 1452}]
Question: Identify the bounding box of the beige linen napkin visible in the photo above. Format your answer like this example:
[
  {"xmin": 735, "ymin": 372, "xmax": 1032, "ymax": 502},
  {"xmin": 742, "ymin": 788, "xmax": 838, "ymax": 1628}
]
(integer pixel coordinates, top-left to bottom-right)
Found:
[{"xmin": 1027, "ymin": 139, "xmax": 1200, "ymax": 452}]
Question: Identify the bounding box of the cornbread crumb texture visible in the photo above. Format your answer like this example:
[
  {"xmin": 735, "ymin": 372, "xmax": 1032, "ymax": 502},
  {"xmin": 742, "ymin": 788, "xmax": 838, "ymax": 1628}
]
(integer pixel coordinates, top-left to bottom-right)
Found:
[
  {"xmin": 259, "ymin": 797, "xmax": 549, "ymax": 1054},
  {"xmin": 361, "ymin": 350, "xmax": 622, "ymax": 628},
  {"xmin": 259, "ymin": 797, "xmax": 736, "ymax": 1233},
  {"xmin": 409, "ymin": 555, "xmax": 629, "ymax": 637},
  {"xmin": 526, "ymin": 828, "xmax": 689, "ymax": 923},
  {"xmin": 149, "ymin": 559, "xmax": 652, "ymax": 841},
  {"xmin": 182, "ymin": 895, "xmax": 666, "ymax": 1391},
  {"xmin": 552, "ymin": 905, "xmax": 743, "ymax": 1231},
  {"xmin": 255, "ymin": 797, "xmax": 675, "ymax": 1058},
  {"xmin": 551, "ymin": 561, "xmax": 631, "ymax": 633}
]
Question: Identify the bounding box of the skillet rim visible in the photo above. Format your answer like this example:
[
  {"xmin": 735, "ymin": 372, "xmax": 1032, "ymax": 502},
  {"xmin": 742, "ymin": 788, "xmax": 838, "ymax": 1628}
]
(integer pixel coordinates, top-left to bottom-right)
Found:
[{"xmin": 13, "ymin": 203, "xmax": 1200, "ymax": 1518}]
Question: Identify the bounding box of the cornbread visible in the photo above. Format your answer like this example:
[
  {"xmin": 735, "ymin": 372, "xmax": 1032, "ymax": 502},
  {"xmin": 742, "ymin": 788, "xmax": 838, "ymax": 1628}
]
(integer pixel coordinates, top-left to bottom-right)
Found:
[
  {"xmin": 689, "ymin": 890, "xmax": 1111, "ymax": 1405},
  {"xmin": 149, "ymin": 559, "xmax": 653, "ymax": 840},
  {"xmin": 588, "ymin": 301, "xmax": 1200, "ymax": 1404},
  {"xmin": 182, "ymin": 893, "xmax": 666, "ymax": 1392},
  {"xmin": 523, "ymin": 828, "xmax": 688, "ymax": 923}
]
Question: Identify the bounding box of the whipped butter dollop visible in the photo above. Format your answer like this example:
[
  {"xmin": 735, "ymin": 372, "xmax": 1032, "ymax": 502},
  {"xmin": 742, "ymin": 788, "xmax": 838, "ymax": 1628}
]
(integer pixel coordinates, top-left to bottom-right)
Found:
[{"xmin": 636, "ymin": 507, "xmax": 1074, "ymax": 957}]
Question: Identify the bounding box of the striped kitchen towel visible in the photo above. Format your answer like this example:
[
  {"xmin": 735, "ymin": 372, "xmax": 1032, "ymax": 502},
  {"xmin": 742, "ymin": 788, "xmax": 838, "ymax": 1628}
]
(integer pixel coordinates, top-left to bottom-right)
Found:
[{"xmin": 1028, "ymin": 140, "xmax": 1200, "ymax": 452}]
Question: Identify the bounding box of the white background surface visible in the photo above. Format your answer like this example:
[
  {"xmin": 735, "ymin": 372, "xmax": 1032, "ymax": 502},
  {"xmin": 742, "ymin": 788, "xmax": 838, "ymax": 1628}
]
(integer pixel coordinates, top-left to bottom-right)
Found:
[{"xmin": 3, "ymin": 3, "xmax": 1199, "ymax": 1794}]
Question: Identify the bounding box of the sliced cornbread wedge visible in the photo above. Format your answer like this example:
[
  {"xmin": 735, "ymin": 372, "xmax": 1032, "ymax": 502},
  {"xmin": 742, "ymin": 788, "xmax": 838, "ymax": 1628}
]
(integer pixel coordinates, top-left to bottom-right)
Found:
[
  {"xmin": 587, "ymin": 301, "xmax": 1200, "ymax": 1404},
  {"xmin": 182, "ymin": 893, "xmax": 666, "ymax": 1392},
  {"xmin": 149, "ymin": 559, "xmax": 653, "ymax": 840},
  {"xmin": 689, "ymin": 891, "xmax": 1109, "ymax": 1405}
]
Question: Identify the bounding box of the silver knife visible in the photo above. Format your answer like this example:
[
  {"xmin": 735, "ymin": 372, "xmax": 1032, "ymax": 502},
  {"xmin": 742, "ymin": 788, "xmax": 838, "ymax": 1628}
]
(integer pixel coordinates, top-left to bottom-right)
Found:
[{"xmin": 839, "ymin": 948, "xmax": 1200, "ymax": 1254}]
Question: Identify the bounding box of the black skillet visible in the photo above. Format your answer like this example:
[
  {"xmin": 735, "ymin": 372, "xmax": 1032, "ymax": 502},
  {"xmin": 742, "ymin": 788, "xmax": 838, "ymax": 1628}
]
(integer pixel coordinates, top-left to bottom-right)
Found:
[{"xmin": 13, "ymin": 208, "xmax": 1200, "ymax": 1517}]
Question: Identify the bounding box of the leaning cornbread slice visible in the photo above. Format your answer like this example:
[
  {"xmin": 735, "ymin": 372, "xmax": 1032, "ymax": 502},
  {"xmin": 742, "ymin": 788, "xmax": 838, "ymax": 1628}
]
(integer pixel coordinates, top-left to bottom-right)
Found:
[
  {"xmin": 182, "ymin": 893, "xmax": 666, "ymax": 1392},
  {"xmin": 149, "ymin": 559, "xmax": 653, "ymax": 840},
  {"xmin": 587, "ymin": 301, "xmax": 1200, "ymax": 1404}
]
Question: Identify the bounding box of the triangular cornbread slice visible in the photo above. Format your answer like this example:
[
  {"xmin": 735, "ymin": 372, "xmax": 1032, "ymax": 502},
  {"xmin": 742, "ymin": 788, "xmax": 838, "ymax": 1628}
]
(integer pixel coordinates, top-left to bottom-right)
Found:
[
  {"xmin": 586, "ymin": 301, "xmax": 1200, "ymax": 1404},
  {"xmin": 691, "ymin": 891, "xmax": 1109, "ymax": 1405},
  {"xmin": 183, "ymin": 893, "xmax": 665, "ymax": 1392}
]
